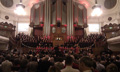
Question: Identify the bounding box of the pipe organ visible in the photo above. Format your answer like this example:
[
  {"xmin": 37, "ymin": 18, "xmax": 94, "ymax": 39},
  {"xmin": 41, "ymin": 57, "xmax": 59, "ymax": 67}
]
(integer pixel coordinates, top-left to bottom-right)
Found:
[{"xmin": 30, "ymin": 0, "xmax": 87, "ymax": 46}]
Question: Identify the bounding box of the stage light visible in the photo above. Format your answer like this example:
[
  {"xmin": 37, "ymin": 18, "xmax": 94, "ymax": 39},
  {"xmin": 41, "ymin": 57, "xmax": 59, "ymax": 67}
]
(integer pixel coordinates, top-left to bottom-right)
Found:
[
  {"xmin": 14, "ymin": 0, "xmax": 26, "ymax": 15},
  {"xmin": 91, "ymin": 0, "xmax": 102, "ymax": 16}
]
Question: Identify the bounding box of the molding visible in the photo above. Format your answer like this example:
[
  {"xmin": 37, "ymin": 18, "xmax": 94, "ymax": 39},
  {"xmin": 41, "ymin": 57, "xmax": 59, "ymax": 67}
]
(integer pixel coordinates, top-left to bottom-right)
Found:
[{"xmin": 89, "ymin": 11, "xmax": 120, "ymax": 23}]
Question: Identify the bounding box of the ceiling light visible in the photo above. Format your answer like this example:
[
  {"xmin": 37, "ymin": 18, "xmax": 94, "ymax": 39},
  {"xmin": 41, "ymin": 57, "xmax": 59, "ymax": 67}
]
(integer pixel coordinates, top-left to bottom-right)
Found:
[
  {"xmin": 14, "ymin": 0, "xmax": 26, "ymax": 15},
  {"xmin": 91, "ymin": 0, "xmax": 102, "ymax": 16}
]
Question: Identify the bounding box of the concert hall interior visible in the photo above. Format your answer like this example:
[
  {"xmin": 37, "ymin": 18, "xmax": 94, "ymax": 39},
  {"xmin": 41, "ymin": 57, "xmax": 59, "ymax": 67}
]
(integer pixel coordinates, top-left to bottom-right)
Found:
[{"xmin": 0, "ymin": 0, "xmax": 120, "ymax": 72}]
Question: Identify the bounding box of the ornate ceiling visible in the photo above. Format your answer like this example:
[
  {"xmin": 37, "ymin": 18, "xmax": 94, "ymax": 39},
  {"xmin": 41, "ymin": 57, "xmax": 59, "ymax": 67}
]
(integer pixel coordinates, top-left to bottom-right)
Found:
[{"xmin": 0, "ymin": 0, "xmax": 120, "ymax": 17}]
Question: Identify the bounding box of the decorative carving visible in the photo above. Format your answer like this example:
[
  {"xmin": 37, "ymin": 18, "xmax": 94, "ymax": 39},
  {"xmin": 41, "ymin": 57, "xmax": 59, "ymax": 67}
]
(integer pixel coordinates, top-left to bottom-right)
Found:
[
  {"xmin": 101, "ymin": 23, "xmax": 119, "ymax": 32},
  {"xmin": 102, "ymin": 23, "xmax": 120, "ymax": 39},
  {"xmin": 108, "ymin": 17, "xmax": 112, "ymax": 21},
  {"xmin": 0, "ymin": 22, "xmax": 15, "ymax": 37},
  {"xmin": 0, "ymin": 22, "xmax": 15, "ymax": 30},
  {"xmin": 5, "ymin": 16, "xmax": 9, "ymax": 20}
]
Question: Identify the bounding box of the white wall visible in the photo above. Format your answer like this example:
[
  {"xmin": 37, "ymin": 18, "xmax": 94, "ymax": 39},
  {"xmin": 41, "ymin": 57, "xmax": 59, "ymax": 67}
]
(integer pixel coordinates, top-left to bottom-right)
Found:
[
  {"xmin": 0, "ymin": 10, "xmax": 31, "ymax": 35},
  {"xmin": 87, "ymin": 10, "xmax": 120, "ymax": 35},
  {"xmin": 86, "ymin": 0, "xmax": 120, "ymax": 35}
]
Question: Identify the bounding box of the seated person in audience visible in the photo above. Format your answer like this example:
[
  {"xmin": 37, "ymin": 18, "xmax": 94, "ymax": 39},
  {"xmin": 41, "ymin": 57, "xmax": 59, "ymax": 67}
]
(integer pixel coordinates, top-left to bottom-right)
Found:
[
  {"xmin": 55, "ymin": 57, "xmax": 64, "ymax": 70},
  {"xmin": 18, "ymin": 59, "xmax": 28, "ymax": 72},
  {"xmin": 79, "ymin": 56, "xmax": 94, "ymax": 72},
  {"xmin": 1, "ymin": 56, "xmax": 13, "ymax": 72},
  {"xmin": 106, "ymin": 63, "xmax": 118, "ymax": 72},
  {"xmin": 48, "ymin": 66, "xmax": 61, "ymax": 72},
  {"xmin": 12, "ymin": 58, "xmax": 20, "ymax": 72},
  {"xmin": 38, "ymin": 55, "xmax": 53, "ymax": 72},
  {"xmin": 95, "ymin": 55, "xmax": 105, "ymax": 72},
  {"xmin": 61, "ymin": 56, "xmax": 79, "ymax": 72},
  {"xmin": 27, "ymin": 57, "xmax": 38, "ymax": 72}
]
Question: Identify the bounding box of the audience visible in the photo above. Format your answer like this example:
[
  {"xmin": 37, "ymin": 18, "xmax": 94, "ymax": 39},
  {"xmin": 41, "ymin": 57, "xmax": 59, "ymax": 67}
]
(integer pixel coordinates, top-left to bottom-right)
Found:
[
  {"xmin": 0, "ymin": 33, "xmax": 119, "ymax": 72},
  {"xmin": 79, "ymin": 56, "xmax": 94, "ymax": 72},
  {"xmin": 15, "ymin": 33, "xmax": 105, "ymax": 48},
  {"xmin": 0, "ymin": 48, "xmax": 119, "ymax": 72},
  {"xmin": 16, "ymin": 33, "xmax": 53, "ymax": 48}
]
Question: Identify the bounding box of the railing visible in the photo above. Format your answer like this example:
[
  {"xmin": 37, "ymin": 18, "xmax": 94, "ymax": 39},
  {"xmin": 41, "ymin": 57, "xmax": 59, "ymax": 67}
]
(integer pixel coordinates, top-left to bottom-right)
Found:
[{"xmin": 108, "ymin": 32, "xmax": 120, "ymax": 39}]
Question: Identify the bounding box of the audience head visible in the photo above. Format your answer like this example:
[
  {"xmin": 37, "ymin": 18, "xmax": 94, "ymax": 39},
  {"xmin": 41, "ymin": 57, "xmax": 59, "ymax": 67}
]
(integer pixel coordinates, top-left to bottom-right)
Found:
[
  {"xmin": 79, "ymin": 56, "xmax": 94, "ymax": 72},
  {"xmin": 50, "ymin": 57, "xmax": 54, "ymax": 63},
  {"xmin": 65, "ymin": 56, "xmax": 73, "ymax": 66},
  {"xmin": 48, "ymin": 66, "xmax": 60, "ymax": 72},
  {"xmin": 20, "ymin": 59, "xmax": 28, "ymax": 69},
  {"xmin": 42, "ymin": 55, "xmax": 49, "ymax": 61},
  {"xmin": 106, "ymin": 63, "xmax": 118, "ymax": 72},
  {"xmin": 31, "ymin": 57, "xmax": 37, "ymax": 61}
]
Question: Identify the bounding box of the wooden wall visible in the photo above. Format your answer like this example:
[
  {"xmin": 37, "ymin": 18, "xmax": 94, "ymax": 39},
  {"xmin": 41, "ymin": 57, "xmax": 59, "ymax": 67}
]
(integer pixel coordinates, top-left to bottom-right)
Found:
[{"xmin": 33, "ymin": 27, "xmax": 43, "ymax": 36}]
